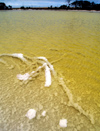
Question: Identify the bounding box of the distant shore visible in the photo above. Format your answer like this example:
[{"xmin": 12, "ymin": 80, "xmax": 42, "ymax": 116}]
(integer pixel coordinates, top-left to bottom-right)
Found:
[
  {"xmin": 0, "ymin": 7, "xmax": 100, "ymax": 12},
  {"xmin": 0, "ymin": 6, "xmax": 100, "ymax": 12},
  {"xmin": 2, "ymin": 7, "xmax": 99, "ymax": 12}
]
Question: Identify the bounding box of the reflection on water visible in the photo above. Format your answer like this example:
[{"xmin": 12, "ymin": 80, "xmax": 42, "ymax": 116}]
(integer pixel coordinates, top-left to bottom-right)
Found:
[{"xmin": 0, "ymin": 10, "xmax": 100, "ymax": 130}]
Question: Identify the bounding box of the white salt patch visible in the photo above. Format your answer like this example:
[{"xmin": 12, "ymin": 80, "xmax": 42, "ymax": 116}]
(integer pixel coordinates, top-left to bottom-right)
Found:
[
  {"xmin": 25, "ymin": 109, "xmax": 36, "ymax": 120},
  {"xmin": 17, "ymin": 73, "xmax": 30, "ymax": 81},
  {"xmin": 42, "ymin": 111, "xmax": 46, "ymax": 117},
  {"xmin": 12, "ymin": 53, "xmax": 26, "ymax": 61},
  {"xmin": 59, "ymin": 119, "xmax": 67, "ymax": 128},
  {"xmin": 44, "ymin": 64, "xmax": 51, "ymax": 87},
  {"xmin": 12, "ymin": 53, "xmax": 23, "ymax": 59}
]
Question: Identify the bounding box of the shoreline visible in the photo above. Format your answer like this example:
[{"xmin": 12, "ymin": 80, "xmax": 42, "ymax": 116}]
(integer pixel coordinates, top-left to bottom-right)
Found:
[{"xmin": 1, "ymin": 8, "xmax": 100, "ymax": 13}]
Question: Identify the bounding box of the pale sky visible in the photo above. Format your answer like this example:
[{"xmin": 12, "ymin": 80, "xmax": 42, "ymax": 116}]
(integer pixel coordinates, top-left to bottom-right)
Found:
[{"xmin": 0, "ymin": 0, "xmax": 100, "ymax": 8}]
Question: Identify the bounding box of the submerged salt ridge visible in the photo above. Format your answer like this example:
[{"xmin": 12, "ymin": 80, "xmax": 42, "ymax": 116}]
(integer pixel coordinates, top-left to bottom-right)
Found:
[
  {"xmin": 0, "ymin": 53, "xmax": 95, "ymax": 126},
  {"xmin": 16, "ymin": 55, "xmax": 53, "ymax": 87},
  {"xmin": 17, "ymin": 63, "xmax": 52, "ymax": 87},
  {"xmin": 0, "ymin": 53, "xmax": 53, "ymax": 87}
]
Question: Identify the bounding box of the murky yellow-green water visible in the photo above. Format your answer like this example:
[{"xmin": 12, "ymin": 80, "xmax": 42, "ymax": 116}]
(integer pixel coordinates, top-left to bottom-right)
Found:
[{"xmin": 0, "ymin": 10, "xmax": 100, "ymax": 131}]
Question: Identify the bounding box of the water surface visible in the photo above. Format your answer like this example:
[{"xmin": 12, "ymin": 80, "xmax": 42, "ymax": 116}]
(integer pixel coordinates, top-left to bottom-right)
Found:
[{"xmin": 0, "ymin": 10, "xmax": 100, "ymax": 131}]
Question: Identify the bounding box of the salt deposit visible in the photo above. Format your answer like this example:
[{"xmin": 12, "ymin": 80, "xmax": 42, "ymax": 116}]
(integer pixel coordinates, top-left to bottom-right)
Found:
[
  {"xmin": 12, "ymin": 53, "xmax": 27, "ymax": 61},
  {"xmin": 17, "ymin": 73, "xmax": 30, "ymax": 81},
  {"xmin": 25, "ymin": 109, "xmax": 36, "ymax": 120},
  {"xmin": 59, "ymin": 119, "xmax": 67, "ymax": 128},
  {"xmin": 16, "ymin": 57, "xmax": 52, "ymax": 87},
  {"xmin": 44, "ymin": 64, "xmax": 51, "ymax": 87},
  {"xmin": 42, "ymin": 111, "xmax": 46, "ymax": 117},
  {"xmin": 37, "ymin": 57, "xmax": 54, "ymax": 74},
  {"xmin": 37, "ymin": 57, "xmax": 48, "ymax": 62},
  {"xmin": 0, "ymin": 53, "xmax": 26, "ymax": 62}
]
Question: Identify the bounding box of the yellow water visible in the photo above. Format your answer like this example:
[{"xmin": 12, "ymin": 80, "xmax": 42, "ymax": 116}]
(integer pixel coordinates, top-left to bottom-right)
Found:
[{"xmin": 0, "ymin": 10, "xmax": 100, "ymax": 131}]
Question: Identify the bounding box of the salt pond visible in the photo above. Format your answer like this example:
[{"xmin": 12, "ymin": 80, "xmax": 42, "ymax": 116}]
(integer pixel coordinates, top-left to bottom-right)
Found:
[{"xmin": 0, "ymin": 10, "xmax": 100, "ymax": 131}]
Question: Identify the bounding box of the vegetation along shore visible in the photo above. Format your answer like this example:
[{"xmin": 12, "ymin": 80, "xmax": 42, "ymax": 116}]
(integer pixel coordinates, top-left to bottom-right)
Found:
[{"xmin": 0, "ymin": 0, "xmax": 100, "ymax": 11}]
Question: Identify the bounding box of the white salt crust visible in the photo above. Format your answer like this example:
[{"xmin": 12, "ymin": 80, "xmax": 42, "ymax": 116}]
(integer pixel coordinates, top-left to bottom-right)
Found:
[
  {"xmin": 12, "ymin": 53, "xmax": 26, "ymax": 61},
  {"xmin": 17, "ymin": 73, "xmax": 30, "ymax": 81},
  {"xmin": 44, "ymin": 64, "xmax": 51, "ymax": 87},
  {"xmin": 0, "ymin": 53, "xmax": 27, "ymax": 62},
  {"xmin": 37, "ymin": 57, "xmax": 54, "ymax": 73},
  {"xmin": 17, "ymin": 56, "xmax": 52, "ymax": 87},
  {"xmin": 59, "ymin": 119, "xmax": 67, "ymax": 128},
  {"xmin": 25, "ymin": 109, "xmax": 36, "ymax": 120}
]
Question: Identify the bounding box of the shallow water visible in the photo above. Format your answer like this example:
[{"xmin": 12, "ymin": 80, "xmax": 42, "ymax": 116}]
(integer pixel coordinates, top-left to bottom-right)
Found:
[{"xmin": 0, "ymin": 10, "xmax": 100, "ymax": 131}]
